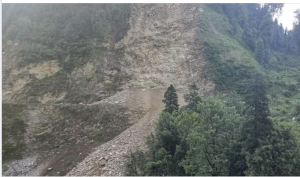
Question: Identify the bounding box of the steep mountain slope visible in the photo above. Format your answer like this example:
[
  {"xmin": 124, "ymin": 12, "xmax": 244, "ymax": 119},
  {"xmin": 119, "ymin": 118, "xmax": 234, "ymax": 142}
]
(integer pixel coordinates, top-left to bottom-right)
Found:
[
  {"xmin": 2, "ymin": 4, "xmax": 131, "ymax": 104},
  {"xmin": 4, "ymin": 3, "xmax": 299, "ymax": 176},
  {"xmin": 2, "ymin": 4, "xmax": 213, "ymax": 176},
  {"xmin": 120, "ymin": 4, "xmax": 214, "ymax": 91},
  {"xmin": 2, "ymin": 5, "xmax": 135, "ymax": 175}
]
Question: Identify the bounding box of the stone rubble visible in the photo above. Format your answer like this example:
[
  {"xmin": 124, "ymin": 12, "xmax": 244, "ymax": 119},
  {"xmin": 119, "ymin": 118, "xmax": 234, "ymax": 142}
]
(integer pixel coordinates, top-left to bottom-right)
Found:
[
  {"xmin": 67, "ymin": 88, "xmax": 185, "ymax": 176},
  {"xmin": 3, "ymin": 155, "xmax": 38, "ymax": 176}
]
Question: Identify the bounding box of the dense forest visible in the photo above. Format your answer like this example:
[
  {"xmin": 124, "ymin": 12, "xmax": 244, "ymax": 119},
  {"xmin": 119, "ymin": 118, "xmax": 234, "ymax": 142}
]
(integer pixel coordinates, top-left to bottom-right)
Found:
[{"xmin": 124, "ymin": 4, "xmax": 300, "ymax": 176}]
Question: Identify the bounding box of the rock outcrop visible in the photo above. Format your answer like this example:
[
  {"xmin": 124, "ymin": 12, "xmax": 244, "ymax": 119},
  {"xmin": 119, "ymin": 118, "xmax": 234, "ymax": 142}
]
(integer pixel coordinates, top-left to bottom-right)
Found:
[{"xmin": 121, "ymin": 4, "xmax": 214, "ymax": 92}]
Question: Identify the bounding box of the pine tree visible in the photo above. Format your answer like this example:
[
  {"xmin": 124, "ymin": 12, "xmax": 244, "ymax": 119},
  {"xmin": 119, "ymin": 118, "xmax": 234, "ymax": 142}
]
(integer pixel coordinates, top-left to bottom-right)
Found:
[
  {"xmin": 242, "ymin": 25, "xmax": 256, "ymax": 51},
  {"xmin": 163, "ymin": 84, "xmax": 179, "ymax": 113},
  {"xmin": 293, "ymin": 10, "xmax": 300, "ymax": 54},
  {"xmin": 238, "ymin": 74, "xmax": 275, "ymax": 175},
  {"xmin": 181, "ymin": 98, "xmax": 242, "ymax": 176},
  {"xmin": 255, "ymin": 38, "xmax": 265, "ymax": 65},
  {"xmin": 264, "ymin": 44, "xmax": 271, "ymax": 66},
  {"xmin": 184, "ymin": 83, "xmax": 201, "ymax": 111}
]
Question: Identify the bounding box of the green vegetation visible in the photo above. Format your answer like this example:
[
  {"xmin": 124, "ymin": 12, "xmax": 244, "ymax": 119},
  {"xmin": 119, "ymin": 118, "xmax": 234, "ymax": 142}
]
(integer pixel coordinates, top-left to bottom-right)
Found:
[
  {"xmin": 198, "ymin": 4, "xmax": 263, "ymax": 94},
  {"xmin": 203, "ymin": 41, "xmax": 262, "ymax": 93},
  {"xmin": 125, "ymin": 96, "xmax": 242, "ymax": 175},
  {"xmin": 183, "ymin": 83, "xmax": 202, "ymax": 111},
  {"xmin": 2, "ymin": 104, "xmax": 26, "ymax": 163},
  {"xmin": 3, "ymin": 3, "xmax": 300, "ymax": 175},
  {"xmin": 125, "ymin": 4, "xmax": 300, "ymax": 176},
  {"xmin": 125, "ymin": 84, "xmax": 300, "ymax": 175},
  {"xmin": 267, "ymin": 53, "xmax": 300, "ymax": 121},
  {"xmin": 200, "ymin": 4, "xmax": 300, "ymax": 124},
  {"xmin": 162, "ymin": 84, "xmax": 179, "ymax": 113},
  {"xmin": 3, "ymin": 4, "xmax": 131, "ymax": 69}
]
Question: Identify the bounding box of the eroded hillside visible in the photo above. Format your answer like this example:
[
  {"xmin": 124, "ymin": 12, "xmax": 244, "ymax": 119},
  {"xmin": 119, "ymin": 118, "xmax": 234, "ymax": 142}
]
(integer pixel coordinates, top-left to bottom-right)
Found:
[
  {"xmin": 120, "ymin": 4, "xmax": 214, "ymax": 91},
  {"xmin": 5, "ymin": 3, "xmax": 300, "ymax": 176},
  {"xmin": 2, "ymin": 4, "xmax": 214, "ymax": 176}
]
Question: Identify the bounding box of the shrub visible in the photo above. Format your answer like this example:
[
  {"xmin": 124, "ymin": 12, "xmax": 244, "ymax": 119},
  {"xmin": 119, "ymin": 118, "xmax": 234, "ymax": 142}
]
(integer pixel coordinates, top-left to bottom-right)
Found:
[{"xmin": 2, "ymin": 104, "xmax": 26, "ymax": 162}]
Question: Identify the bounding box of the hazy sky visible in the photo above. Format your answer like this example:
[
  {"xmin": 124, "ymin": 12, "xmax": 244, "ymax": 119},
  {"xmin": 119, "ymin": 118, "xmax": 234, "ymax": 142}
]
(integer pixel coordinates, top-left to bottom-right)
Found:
[{"xmin": 277, "ymin": 3, "xmax": 300, "ymax": 30}]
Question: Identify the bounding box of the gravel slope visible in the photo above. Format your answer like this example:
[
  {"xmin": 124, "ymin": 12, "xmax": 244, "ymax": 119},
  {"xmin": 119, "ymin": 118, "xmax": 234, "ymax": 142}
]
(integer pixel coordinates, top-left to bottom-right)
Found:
[{"xmin": 67, "ymin": 88, "xmax": 184, "ymax": 176}]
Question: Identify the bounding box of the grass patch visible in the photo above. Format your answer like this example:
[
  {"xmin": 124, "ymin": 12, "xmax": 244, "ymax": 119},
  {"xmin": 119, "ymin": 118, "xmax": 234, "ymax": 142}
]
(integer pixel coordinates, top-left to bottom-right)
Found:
[
  {"xmin": 203, "ymin": 42, "xmax": 262, "ymax": 93},
  {"xmin": 199, "ymin": 5, "xmax": 263, "ymax": 94}
]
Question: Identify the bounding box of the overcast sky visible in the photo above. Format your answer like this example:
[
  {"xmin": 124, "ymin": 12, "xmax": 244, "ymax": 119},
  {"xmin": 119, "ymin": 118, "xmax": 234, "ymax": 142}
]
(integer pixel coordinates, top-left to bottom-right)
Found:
[{"xmin": 277, "ymin": 3, "xmax": 300, "ymax": 30}]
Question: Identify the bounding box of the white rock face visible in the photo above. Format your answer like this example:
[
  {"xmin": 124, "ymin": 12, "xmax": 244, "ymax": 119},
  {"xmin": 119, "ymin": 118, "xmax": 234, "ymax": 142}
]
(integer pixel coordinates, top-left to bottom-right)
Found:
[{"xmin": 121, "ymin": 4, "xmax": 214, "ymax": 92}]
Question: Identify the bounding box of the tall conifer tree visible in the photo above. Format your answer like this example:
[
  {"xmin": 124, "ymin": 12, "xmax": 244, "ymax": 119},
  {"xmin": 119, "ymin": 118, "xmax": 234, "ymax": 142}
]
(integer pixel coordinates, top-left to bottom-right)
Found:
[{"xmin": 163, "ymin": 84, "xmax": 179, "ymax": 113}]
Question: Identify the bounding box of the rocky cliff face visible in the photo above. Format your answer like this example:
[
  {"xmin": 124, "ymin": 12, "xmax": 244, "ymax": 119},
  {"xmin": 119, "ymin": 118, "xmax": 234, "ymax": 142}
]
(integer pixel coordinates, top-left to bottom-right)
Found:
[
  {"xmin": 2, "ymin": 40, "xmax": 127, "ymax": 104},
  {"xmin": 2, "ymin": 4, "xmax": 214, "ymax": 176},
  {"xmin": 2, "ymin": 4, "xmax": 213, "ymax": 104},
  {"xmin": 121, "ymin": 4, "xmax": 214, "ymax": 92}
]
